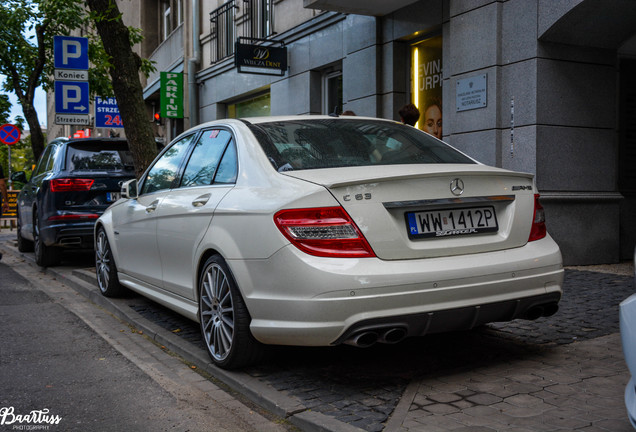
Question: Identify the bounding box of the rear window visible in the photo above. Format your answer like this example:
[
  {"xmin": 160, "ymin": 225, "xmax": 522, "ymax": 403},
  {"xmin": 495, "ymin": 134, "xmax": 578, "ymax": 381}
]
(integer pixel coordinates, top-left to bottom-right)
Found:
[
  {"xmin": 65, "ymin": 142, "xmax": 134, "ymax": 171},
  {"xmin": 249, "ymin": 119, "xmax": 475, "ymax": 172}
]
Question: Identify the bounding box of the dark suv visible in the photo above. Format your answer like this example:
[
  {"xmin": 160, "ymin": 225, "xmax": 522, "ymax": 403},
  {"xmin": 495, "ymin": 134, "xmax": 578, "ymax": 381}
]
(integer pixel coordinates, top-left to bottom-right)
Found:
[{"xmin": 13, "ymin": 137, "xmax": 135, "ymax": 267}]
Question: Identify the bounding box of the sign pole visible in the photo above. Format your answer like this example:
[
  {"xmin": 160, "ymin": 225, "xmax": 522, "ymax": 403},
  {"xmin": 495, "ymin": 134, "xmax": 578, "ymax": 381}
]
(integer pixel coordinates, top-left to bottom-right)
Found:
[{"xmin": 7, "ymin": 146, "xmax": 11, "ymax": 190}]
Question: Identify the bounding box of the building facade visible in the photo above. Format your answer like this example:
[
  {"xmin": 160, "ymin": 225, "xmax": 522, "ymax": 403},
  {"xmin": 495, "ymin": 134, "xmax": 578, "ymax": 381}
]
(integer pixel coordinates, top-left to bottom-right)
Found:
[{"xmin": 48, "ymin": 0, "xmax": 636, "ymax": 265}]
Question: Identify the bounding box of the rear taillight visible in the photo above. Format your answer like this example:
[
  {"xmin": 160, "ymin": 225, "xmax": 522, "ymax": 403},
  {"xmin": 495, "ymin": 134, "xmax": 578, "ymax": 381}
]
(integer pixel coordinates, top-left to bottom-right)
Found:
[
  {"xmin": 48, "ymin": 213, "xmax": 99, "ymax": 221},
  {"xmin": 50, "ymin": 178, "xmax": 95, "ymax": 192},
  {"xmin": 528, "ymin": 194, "xmax": 547, "ymax": 242},
  {"xmin": 274, "ymin": 207, "xmax": 376, "ymax": 258}
]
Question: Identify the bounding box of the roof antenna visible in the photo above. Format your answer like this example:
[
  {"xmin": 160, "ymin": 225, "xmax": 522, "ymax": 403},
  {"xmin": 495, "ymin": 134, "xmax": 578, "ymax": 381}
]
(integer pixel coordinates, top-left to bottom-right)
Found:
[{"xmin": 328, "ymin": 105, "xmax": 339, "ymax": 117}]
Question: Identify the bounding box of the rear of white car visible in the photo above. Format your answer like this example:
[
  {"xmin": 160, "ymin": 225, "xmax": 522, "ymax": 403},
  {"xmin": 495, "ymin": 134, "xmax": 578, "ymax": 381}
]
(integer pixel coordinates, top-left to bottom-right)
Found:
[{"xmin": 215, "ymin": 118, "xmax": 563, "ymax": 347}]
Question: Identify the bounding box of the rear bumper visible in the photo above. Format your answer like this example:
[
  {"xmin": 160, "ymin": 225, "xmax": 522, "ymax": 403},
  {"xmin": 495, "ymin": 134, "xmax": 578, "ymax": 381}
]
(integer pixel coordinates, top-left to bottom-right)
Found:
[
  {"xmin": 41, "ymin": 220, "xmax": 97, "ymax": 249},
  {"xmin": 228, "ymin": 235, "xmax": 564, "ymax": 346}
]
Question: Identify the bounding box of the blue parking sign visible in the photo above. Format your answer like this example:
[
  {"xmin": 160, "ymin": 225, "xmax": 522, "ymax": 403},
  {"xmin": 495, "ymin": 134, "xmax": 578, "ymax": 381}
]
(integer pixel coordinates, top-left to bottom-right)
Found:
[
  {"xmin": 54, "ymin": 36, "xmax": 89, "ymax": 70},
  {"xmin": 95, "ymin": 97, "xmax": 124, "ymax": 128},
  {"xmin": 55, "ymin": 81, "xmax": 89, "ymax": 114}
]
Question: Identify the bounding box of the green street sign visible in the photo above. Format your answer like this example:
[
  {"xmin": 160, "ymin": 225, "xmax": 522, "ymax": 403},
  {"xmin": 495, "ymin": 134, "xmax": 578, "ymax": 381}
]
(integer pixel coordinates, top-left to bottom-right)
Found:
[{"xmin": 160, "ymin": 72, "xmax": 184, "ymax": 118}]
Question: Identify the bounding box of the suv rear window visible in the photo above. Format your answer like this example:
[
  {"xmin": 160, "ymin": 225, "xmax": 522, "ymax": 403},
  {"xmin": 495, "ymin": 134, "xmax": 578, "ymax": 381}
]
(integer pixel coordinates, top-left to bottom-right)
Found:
[
  {"xmin": 66, "ymin": 143, "xmax": 134, "ymax": 171},
  {"xmin": 249, "ymin": 119, "xmax": 475, "ymax": 172}
]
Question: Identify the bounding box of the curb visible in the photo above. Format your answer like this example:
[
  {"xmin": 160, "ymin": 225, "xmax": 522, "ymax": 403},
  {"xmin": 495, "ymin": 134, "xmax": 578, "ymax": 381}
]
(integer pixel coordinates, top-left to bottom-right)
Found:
[{"xmin": 1, "ymin": 240, "xmax": 365, "ymax": 432}]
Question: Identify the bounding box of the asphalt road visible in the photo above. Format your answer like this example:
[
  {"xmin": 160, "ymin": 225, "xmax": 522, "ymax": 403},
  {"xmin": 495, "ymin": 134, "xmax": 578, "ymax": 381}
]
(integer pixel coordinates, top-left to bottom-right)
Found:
[{"xmin": 0, "ymin": 250, "xmax": 295, "ymax": 432}]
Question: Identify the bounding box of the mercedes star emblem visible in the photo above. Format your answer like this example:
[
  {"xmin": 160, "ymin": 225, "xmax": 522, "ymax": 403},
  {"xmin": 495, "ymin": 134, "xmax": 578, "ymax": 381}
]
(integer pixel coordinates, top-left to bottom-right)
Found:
[{"xmin": 450, "ymin": 178, "xmax": 464, "ymax": 196}]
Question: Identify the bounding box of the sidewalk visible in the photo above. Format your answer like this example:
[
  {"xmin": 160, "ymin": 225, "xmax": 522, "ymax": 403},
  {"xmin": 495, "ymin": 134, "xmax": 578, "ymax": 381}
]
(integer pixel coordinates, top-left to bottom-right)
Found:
[{"xmin": 0, "ymin": 229, "xmax": 633, "ymax": 431}]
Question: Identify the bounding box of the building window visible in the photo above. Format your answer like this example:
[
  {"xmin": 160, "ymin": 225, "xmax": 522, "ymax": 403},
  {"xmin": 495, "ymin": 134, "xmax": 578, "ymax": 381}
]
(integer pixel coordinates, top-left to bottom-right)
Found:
[
  {"xmin": 228, "ymin": 92, "xmax": 271, "ymax": 118},
  {"xmin": 323, "ymin": 71, "xmax": 342, "ymax": 115},
  {"xmin": 244, "ymin": 0, "xmax": 274, "ymax": 39},
  {"xmin": 210, "ymin": 0, "xmax": 238, "ymax": 63},
  {"xmin": 162, "ymin": 1, "xmax": 172, "ymax": 41},
  {"xmin": 176, "ymin": 0, "xmax": 183, "ymax": 25}
]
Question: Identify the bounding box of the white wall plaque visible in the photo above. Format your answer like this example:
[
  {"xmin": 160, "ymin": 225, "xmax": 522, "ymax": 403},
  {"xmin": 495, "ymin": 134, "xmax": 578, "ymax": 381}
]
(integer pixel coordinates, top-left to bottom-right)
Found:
[{"xmin": 456, "ymin": 74, "xmax": 487, "ymax": 112}]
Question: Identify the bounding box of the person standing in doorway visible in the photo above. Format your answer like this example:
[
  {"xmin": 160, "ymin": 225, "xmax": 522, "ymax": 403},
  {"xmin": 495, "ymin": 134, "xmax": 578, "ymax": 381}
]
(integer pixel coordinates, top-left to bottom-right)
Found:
[{"xmin": 398, "ymin": 103, "xmax": 420, "ymax": 126}]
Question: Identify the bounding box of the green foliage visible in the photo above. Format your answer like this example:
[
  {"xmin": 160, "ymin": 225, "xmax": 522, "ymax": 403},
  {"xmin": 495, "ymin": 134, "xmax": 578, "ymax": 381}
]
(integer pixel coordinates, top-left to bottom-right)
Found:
[
  {"xmin": 0, "ymin": 94, "xmax": 10, "ymax": 124},
  {"xmin": 0, "ymin": 0, "xmax": 155, "ymax": 104},
  {"xmin": 0, "ymin": 133, "xmax": 37, "ymax": 189}
]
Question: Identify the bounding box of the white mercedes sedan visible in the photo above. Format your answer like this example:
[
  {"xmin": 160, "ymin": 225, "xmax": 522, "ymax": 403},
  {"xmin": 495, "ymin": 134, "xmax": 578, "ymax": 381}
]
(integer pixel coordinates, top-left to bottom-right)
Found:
[{"xmin": 95, "ymin": 116, "xmax": 564, "ymax": 369}]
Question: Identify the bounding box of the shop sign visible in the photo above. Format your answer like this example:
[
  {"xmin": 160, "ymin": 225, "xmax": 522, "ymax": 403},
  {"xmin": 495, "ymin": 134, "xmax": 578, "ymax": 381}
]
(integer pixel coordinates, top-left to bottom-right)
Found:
[
  {"xmin": 235, "ymin": 39, "xmax": 287, "ymax": 76},
  {"xmin": 160, "ymin": 72, "xmax": 184, "ymax": 118},
  {"xmin": 456, "ymin": 74, "xmax": 487, "ymax": 112}
]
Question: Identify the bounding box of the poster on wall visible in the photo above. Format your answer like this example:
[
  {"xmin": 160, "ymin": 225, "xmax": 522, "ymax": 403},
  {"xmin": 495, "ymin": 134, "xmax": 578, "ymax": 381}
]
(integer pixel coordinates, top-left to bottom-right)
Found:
[{"xmin": 411, "ymin": 35, "xmax": 443, "ymax": 139}]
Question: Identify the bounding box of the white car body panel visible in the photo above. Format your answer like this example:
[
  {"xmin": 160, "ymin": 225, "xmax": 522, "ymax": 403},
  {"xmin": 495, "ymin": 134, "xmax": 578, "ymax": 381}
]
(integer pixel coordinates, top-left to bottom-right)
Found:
[
  {"xmin": 621, "ymin": 292, "xmax": 636, "ymax": 428},
  {"xmin": 112, "ymin": 192, "xmax": 167, "ymax": 287},
  {"xmin": 229, "ymin": 235, "xmax": 562, "ymax": 345}
]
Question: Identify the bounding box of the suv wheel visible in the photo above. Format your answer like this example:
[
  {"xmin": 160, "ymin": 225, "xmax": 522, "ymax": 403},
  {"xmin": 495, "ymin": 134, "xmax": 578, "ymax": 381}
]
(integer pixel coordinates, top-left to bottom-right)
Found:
[
  {"xmin": 33, "ymin": 212, "xmax": 60, "ymax": 267},
  {"xmin": 16, "ymin": 210, "xmax": 34, "ymax": 252}
]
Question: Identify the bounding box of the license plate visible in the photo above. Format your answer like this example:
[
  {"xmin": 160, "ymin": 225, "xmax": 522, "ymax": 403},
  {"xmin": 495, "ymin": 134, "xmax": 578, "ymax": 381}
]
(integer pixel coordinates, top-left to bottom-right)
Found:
[
  {"xmin": 406, "ymin": 206, "xmax": 498, "ymax": 239},
  {"xmin": 106, "ymin": 192, "xmax": 121, "ymax": 202}
]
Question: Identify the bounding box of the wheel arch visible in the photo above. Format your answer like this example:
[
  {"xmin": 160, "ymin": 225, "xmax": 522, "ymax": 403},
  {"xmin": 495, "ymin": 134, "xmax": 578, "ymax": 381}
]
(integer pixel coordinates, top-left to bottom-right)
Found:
[{"xmin": 195, "ymin": 248, "xmax": 254, "ymax": 318}]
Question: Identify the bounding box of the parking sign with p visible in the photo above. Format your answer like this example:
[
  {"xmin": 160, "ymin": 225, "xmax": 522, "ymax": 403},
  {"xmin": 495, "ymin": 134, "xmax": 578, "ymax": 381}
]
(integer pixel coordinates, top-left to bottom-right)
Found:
[{"xmin": 54, "ymin": 36, "xmax": 89, "ymax": 70}]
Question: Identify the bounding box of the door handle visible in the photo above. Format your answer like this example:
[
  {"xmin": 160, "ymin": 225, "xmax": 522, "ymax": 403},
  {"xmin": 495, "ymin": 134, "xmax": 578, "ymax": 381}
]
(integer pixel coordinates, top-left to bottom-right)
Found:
[
  {"xmin": 192, "ymin": 193, "xmax": 211, "ymax": 207},
  {"xmin": 145, "ymin": 200, "xmax": 159, "ymax": 213}
]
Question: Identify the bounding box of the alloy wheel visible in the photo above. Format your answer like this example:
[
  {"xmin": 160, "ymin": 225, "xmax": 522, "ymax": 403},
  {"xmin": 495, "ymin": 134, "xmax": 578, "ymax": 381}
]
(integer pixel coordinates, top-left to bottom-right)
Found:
[
  {"xmin": 95, "ymin": 230, "xmax": 111, "ymax": 292},
  {"xmin": 200, "ymin": 262, "xmax": 235, "ymax": 362}
]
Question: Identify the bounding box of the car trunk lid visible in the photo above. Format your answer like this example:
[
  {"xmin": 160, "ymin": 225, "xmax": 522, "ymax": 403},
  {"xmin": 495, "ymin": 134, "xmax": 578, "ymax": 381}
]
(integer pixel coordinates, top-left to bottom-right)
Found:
[{"xmin": 283, "ymin": 164, "xmax": 537, "ymax": 260}]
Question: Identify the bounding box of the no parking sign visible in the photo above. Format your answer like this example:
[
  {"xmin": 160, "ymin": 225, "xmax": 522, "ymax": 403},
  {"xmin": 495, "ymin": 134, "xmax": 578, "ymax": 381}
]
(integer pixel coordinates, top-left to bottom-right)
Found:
[{"xmin": 0, "ymin": 124, "xmax": 21, "ymax": 146}]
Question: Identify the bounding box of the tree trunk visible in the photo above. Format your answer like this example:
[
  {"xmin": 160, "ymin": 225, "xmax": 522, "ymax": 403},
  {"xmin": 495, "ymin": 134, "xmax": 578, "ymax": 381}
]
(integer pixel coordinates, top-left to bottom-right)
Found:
[
  {"xmin": 84, "ymin": 0, "xmax": 157, "ymax": 177},
  {"xmin": 22, "ymin": 103, "xmax": 44, "ymax": 160}
]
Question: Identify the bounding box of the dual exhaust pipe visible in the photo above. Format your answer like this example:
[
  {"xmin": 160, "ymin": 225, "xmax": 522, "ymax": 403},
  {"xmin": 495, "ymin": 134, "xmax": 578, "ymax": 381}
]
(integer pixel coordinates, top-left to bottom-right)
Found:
[
  {"xmin": 524, "ymin": 302, "xmax": 559, "ymax": 321},
  {"xmin": 343, "ymin": 302, "xmax": 560, "ymax": 348},
  {"xmin": 343, "ymin": 326, "xmax": 408, "ymax": 348}
]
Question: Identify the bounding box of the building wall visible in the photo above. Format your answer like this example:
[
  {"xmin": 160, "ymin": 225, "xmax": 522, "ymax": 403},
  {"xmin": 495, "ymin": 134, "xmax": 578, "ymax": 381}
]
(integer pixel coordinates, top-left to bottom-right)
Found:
[{"xmin": 43, "ymin": 0, "xmax": 632, "ymax": 264}]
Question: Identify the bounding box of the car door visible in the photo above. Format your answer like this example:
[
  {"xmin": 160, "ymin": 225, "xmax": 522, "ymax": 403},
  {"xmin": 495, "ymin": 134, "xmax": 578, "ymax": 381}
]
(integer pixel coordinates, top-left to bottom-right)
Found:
[
  {"xmin": 112, "ymin": 135, "xmax": 195, "ymax": 287},
  {"xmin": 154, "ymin": 128, "xmax": 238, "ymax": 299}
]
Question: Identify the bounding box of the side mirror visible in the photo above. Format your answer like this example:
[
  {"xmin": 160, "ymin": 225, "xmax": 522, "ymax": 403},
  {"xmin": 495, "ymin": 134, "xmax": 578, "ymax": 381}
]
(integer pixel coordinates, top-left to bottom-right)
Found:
[
  {"xmin": 121, "ymin": 179, "xmax": 138, "ymax": 199},
  {"xmin": 11, "ymin": 171, "xmax": 28, "ymax": 184}
]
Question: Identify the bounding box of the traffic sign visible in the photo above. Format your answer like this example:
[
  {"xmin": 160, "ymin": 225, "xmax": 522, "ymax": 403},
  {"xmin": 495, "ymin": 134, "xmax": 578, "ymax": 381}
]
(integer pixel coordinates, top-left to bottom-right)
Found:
[
  {"xmin": 55, "ymin": 81, "xmax": 89, "ymax": 114},
  {"xmin": 95, "ymin": 97, "xmax": 124, "ymax": 128},
  {"xmin": 54, "ymin": 36, "xmax": 89, "ymax": 70},
  {"xmin": 0, "ymin": 124, "xmax": 21, "ymax": 145},
  {"xmin": 55, "ymin": 114, "xmax": 90, "ymax": 126}
]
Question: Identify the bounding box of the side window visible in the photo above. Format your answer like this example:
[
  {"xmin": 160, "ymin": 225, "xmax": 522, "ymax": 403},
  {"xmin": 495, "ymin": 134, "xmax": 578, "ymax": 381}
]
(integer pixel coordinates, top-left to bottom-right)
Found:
[
  {"xmin": 181, "ymin": 129, "xmax": 235, "ymax": 187},
  {"xmin": 46, "ymin": 146, "xmax": 59, "ymax": 172},
  {"xmin": 32, "ymin": 145, "xmax": 55, "ymax": 177},
  {"xmin": 214, "ymin": 139, "xmax": 237, "ymax": 184},
  {"xmin": 141, "ymin": 135, "xmax": 193, "ymax": 195}
]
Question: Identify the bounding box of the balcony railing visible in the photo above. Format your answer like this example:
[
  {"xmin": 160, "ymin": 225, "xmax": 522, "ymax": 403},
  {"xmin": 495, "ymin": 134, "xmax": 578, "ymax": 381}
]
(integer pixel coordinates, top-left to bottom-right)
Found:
[{"xmin": 209, "ymin": 0, "xmax": 275, "ymax": 64}]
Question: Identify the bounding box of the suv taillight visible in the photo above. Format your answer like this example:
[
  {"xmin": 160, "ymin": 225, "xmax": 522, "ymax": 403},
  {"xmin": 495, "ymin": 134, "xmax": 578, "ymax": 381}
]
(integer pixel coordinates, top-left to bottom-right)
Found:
[
  {"xmin": 274, "ymin": 207, "xmax": 376, "ymax": 258},
  {"xmin": 528, "ymin": 194, "xmax": 547, "ymax": 242},
  {"xmin": 50, "ymin": 178, "xmax": 95, "ymax": 192}
]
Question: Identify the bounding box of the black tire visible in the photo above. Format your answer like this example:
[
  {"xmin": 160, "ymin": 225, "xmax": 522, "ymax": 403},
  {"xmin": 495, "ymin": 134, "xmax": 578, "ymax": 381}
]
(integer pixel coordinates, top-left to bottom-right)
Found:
[
  {"xmin": 95, "ymin": 228, "xmax": 126, "ymax": 297},
  {"xmin": 16, "ymin": 210, "xmax": 34, "ymax": 253},
  {"xmin": 198, "ymin": 254, "xmax": 264, "ymax": 369},
  {"xmin": 33, "ymin": 211, "xmax": 60, "ymax": 267}
]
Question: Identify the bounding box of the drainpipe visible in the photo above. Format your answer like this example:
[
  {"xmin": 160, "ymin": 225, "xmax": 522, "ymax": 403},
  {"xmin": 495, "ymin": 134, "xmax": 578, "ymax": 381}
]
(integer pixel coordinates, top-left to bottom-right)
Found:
[{"xmin": 188, "ymin": 0, "xmax": 200, "ymax": 127}]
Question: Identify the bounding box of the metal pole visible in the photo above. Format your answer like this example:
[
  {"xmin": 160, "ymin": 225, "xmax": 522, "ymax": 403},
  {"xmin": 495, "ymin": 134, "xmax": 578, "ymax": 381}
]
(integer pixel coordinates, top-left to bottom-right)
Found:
[{"xmin": 7, "ymin": 145, "xmax": 11, "ymax": 190}]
